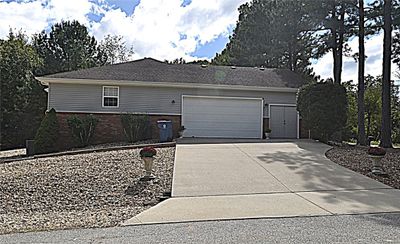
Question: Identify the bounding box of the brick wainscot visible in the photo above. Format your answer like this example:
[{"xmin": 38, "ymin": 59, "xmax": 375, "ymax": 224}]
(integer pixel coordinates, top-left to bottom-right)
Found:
[{"xmin": 56, "ymin": 112, "xmax": 181, "ymax": 150}]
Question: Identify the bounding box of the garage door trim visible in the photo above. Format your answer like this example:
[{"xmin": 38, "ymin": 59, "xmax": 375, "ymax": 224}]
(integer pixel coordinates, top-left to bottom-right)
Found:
[
  {"xmin": 181, "ymin": 95, "xmax": 264, "ymax": 139},
  {"xmin": 268, "ymin": 103, "xmax": 299, "ymax": 139}
]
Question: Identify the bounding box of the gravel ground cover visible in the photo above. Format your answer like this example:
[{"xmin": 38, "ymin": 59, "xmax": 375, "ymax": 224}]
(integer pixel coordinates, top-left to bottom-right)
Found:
[
  {"xmin": 326, "ymin": 146, "xmax": 400, "ymax": 189},
  {"xmin": 0, "ymin": 147, "xmax": 175, "ymax": 234}
]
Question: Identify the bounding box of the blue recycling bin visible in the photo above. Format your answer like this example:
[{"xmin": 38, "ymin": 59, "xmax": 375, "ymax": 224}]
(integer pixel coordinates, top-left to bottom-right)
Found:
[{"xmin": 157, "ymin": 120, "xmax": 173, "ymax": 142}]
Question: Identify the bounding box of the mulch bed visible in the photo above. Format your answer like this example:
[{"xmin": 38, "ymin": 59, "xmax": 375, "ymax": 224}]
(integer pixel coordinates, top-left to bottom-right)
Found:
[
  {"xmin": 0, "ymin": 147, "xmax": 175, "ymax": 234},
  {"xmin": 326, "ymin": 146, "xmax": 400, "ymax": 189}
]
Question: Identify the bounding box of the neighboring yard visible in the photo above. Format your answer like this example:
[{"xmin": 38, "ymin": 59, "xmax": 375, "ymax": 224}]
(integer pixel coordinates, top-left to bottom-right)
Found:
[
  {"xmin": 326, "ymin": 146, "xmax": 400, "ymax": 189},
  {"xmin": 0, "ymin": 147, "xmax": 175, "ymax": 234}
]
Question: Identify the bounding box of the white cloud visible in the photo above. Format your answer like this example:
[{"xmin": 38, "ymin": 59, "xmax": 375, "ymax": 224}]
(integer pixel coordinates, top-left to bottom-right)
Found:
[
  {"xmin": 0, "ymin": 0, "xmax": 247, "ymax": 61},
  {"xmin": 0, "ymin": 0, "xmax": 49, "ymax": 37},
  {"xmin": 0, "ymin": 0, "xmax": 106, "ymax": 38},
  {"xmin": 312, "ymin": 33, "xmax": 398, "ymax": 82},
  {"xmin": 91, "ymin": 0, "xmax": 248, "ymax": 61}
]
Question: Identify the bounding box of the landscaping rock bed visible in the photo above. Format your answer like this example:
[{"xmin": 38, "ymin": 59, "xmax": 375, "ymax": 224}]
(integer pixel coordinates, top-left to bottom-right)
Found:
[
  {"xmin": 0, "ymin": 147, "xmax": 175, "ymax": 234},
  {"xmin": 326, "ymin": 146, "xmax": 400, "ymax": 189}
]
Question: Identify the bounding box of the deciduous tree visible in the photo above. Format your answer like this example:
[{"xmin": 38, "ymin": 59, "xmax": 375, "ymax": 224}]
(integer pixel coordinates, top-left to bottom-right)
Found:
[
  {"xmin": 33, "ymin": 20, "xmax": 105, "ymax": 75},
  {"xmin": 98, "ymin": 35, "xmax": 134, "ymax": 65}
]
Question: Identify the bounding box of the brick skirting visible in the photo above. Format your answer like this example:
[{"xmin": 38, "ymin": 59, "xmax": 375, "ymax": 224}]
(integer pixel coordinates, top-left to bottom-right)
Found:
[
  {"xmin": 56, "ymin": 112, "xmax": 305, "ymax": 150},
  {"xmin": 56, "ymin": 112, "xmax": 181, "ymax": 150}
]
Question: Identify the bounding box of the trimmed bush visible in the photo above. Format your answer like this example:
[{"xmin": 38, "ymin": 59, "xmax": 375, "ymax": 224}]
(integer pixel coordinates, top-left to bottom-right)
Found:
[
  {"xmin": 67, "ymin": 114, "xmax": 99, "ymax": 147},
  {"xmin": 34, "ymin": 108, "xmax": 59, "ymax": 154},
  {"xmin": 121, "ymin": 113, "xmax": 151, "ymax": 143},
  {"xmin": 297, "ymin": 82, "xmax": 348, "ymax": 142}
]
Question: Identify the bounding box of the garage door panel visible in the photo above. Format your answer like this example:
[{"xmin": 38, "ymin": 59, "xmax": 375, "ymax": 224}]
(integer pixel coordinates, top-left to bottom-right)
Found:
[
  {"xmin": 182, "ymin": 96, "xmax": 262, "ymax": 138},
  {"xmin": 184, "ymin": 116, "xmax": 261, "ymax": 124}
]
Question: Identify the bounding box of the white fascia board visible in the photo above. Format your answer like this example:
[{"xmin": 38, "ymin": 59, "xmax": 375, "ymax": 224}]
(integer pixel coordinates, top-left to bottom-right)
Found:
[{"xmin": 36, "ymin": 77, "xmax": 299, "ymax": 93}]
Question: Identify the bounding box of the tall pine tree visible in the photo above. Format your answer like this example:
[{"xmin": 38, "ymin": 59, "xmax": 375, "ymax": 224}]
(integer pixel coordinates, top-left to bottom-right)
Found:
[{"xmin": 212, "ymin": 0, "xmax": 328, "ymax": 78}]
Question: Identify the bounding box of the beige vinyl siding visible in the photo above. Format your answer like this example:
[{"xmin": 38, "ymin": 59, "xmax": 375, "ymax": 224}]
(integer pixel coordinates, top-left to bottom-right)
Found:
[{"xmin": 48, "ymin": 83, "xmax": 297, "ymax": 117}]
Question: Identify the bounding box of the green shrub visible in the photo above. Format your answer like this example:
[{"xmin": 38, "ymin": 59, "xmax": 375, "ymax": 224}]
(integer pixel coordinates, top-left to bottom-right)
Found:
[
  {"xmin": 297, "ymin": 82, "xmax": 348, "ymax": 142},
  {"xmin": 67, "ymin": 114, "xmax": 99, "ymax": 147},
  {"xmin": 121, "ymin": 113, "xmax": 152, "ymax": 142},
  {"xmin": 34, "ymin": 108, "xmax": 59, "ymax": 154}
]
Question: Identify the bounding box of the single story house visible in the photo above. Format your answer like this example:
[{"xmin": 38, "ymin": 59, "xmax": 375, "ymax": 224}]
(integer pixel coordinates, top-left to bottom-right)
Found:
[{"xmin": 38, "ymin": 58, "xmax": 306, "ymax": 148}]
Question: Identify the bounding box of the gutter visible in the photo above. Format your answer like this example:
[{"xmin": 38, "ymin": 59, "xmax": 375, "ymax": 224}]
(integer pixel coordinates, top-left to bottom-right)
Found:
[{"xmin": 36, "ymin": 77, "xmax": 300, "ymax": 93}]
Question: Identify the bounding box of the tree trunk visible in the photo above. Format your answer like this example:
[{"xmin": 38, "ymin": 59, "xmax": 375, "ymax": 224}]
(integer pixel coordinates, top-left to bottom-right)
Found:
[
  {"xmin": 332, "ymin": 4, "xmax": 344, "ymax": 85},
  {"xmin": 380, "ymin": 0, "xmax": 392, "ymax": 148},
  {"xmin": 357, "ymin": 0, "xmax": 367, "ymax": 145},
  {"xmin": 332, "ymin": 9, "xmax": 339, "ymax": 83},
  {"xmin": 335, "ymin": 6, "xmax": 345, "ymax": 85}
]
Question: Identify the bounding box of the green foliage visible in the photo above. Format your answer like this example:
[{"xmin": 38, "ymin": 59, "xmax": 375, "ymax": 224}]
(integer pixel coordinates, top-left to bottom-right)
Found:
[
  {"xmin": 298, "ymin": 82, "xmax": 348, "ymax": 142},
  {"xmin": 121, "ymin": 114, "xmax": 152, "ymax": 143},
  {"xmin": 0, "ymin": 31, "xmax": 47, "ymax": 150},
  {"xmin": 34, "ymin": 108, "xmax": 59, "ymax": 154},
  {"xmin": 343, "ymin": 75, "xmax": 400, "ymax": 144},
  {"xmin": 187, "ymin": 60, "xmax": 211, "ymax": 65},
  {"xmin": 342, "ymin": 81, "xmax": 358, "ymax": 140},
  {"xmin": 32, "ymin": 20, "xmax": 106, "ymax": 75},
  {"xmin": 211, "ymin": 0, "xmax": 333, "ymax": 78},
  {"xmin": 364, "ymin": 76, "xmax": 382, "ymax": 139},
  {"xmin": 67, "ymin": 115, "xmax": 99, "ymax": 147}
]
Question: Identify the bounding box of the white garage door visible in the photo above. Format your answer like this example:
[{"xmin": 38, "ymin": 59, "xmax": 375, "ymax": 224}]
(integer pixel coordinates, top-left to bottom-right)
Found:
[{"xmin": 182, "ymin": 96, "xmax": 263, "ymax": 138}]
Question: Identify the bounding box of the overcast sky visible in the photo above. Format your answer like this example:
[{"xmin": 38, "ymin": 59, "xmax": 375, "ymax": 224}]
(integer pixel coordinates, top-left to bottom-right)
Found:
[{"xmin": 0, "ymin": 0, "xmax": 397, "ymax": 82}]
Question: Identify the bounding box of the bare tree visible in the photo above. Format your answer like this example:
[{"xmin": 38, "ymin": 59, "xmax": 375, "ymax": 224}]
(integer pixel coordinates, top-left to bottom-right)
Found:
[{"xmin": 99, "ymin": 35, "xmax": 134, "ymax": 65}]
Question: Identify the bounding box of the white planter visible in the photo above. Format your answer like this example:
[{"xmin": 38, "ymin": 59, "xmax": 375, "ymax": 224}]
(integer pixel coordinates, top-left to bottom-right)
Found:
[
  {"xmin": 142, "ymin": 157, "xmax": 154, "ymax": 177},
  {"xmin": 265, "ymin": 132, "xmax": 270, "ymax": 139},
  {"xmin": 369, "ymin": 155, "xmax": 386, "ymax": 175}
]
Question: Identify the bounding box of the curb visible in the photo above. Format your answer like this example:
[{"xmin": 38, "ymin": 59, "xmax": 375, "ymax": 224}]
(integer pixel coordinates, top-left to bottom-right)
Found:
[{"xmin": 0, "ymin": 142, "xmax": 176, "ymax": 164}]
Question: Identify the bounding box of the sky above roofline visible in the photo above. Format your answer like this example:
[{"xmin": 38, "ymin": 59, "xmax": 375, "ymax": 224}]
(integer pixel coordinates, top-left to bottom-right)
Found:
[{"xmin": 0, "ymin": 0, "xmax": 397, "ymax": 83}]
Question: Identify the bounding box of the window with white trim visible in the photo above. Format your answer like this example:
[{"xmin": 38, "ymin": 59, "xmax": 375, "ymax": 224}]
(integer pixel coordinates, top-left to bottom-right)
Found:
[{"xmin": 102, "ymin": 86, "xmax": 119, "ymax": 107}]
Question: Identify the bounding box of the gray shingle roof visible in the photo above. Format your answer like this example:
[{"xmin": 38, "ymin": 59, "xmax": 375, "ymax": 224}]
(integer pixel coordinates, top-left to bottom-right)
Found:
[{"xmin": 44, "ymin": 58, "xmax": 304, "ymax": 88}]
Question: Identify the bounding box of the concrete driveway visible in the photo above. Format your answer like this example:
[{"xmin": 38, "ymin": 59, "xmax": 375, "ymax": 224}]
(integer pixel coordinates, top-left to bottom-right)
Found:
[{"xmin": 124, "ymin": 140, "xmax": 400, "ymax": 225}]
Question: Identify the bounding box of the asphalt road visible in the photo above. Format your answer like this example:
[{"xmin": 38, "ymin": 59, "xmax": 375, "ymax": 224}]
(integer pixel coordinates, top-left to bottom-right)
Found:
[{"xmin": 1, "ymin": 213, "xmax": 400, "ymax": 243}]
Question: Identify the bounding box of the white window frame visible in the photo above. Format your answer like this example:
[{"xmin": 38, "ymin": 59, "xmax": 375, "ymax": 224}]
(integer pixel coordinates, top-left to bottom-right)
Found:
[{"xmin": 102, "ymin": 86, "xmax": 119, "ymax": 108}]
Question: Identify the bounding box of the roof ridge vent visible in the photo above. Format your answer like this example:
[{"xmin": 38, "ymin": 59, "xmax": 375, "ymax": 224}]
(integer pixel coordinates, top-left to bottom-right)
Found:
[
  {"xmin": 231, "ymin": 65, "xmax": 236, "ymax": 69},
  {"xmin": 201, "ymin": 64, "xmax": 208, "ymax": 68}
]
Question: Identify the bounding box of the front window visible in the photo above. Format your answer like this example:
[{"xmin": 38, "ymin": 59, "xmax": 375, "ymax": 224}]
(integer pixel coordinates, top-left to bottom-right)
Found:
[{"xmin": 103, "ymin": 86, "xmax": 119, "ymax": 107}]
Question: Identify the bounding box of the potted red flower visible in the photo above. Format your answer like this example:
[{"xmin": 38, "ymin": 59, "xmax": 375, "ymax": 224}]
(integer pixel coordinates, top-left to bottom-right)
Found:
[
  {"xmin": 140, "ymin": 146, "xmax": 157, "ymax": 180},
  {"xmin": 178, "ymin": 125, "xmax": 186, "ymax": 138},
  {"xmin": 367, "ymin": 147, "xmax": 386, "ymax": 175},
  {"xmin": 264, "ymin": 128, "xmax": 272, "ymax": 139}
]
